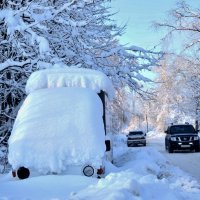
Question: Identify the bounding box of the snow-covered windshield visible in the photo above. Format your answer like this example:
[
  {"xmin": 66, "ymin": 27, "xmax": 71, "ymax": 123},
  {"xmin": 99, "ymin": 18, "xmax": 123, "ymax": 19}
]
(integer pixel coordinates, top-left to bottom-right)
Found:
[{"xmin": 170, "ymin": 125, "xmax": 196, "ymax": 134}]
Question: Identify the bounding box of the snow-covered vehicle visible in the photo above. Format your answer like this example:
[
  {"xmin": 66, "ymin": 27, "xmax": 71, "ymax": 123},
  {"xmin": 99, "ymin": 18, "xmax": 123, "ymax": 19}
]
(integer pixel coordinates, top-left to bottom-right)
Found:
[{"xmin": 8, "ymin": 67, "xmax": 114, "ymax": 179}]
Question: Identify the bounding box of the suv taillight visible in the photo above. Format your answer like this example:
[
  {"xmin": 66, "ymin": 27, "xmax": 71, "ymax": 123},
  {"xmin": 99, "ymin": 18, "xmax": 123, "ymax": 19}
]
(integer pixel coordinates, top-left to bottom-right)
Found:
[
  {"xmin": 12, "ymin": 170, "xmax": 16, "ymax": 177},
  {"xmin": 97, "ymin": 167, "xmax": 105, "ymax": 175}
]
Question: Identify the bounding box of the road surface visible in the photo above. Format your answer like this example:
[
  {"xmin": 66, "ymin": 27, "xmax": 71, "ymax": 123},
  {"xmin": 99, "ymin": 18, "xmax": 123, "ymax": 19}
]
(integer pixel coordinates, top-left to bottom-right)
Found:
[{"xmin": 148, "ymin": 135, "xmax": 200, "ymax": 182}]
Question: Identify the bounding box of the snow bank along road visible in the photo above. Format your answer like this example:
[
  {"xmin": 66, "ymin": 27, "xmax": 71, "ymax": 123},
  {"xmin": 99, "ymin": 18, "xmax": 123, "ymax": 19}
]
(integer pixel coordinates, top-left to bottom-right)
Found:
[
  {"xmin": 1, "ymin": 134, "xmax": 200, "ymax": 200},
  {"xmin": 148, "ymin": 135, "xmax": 200, "ymax": 183}
]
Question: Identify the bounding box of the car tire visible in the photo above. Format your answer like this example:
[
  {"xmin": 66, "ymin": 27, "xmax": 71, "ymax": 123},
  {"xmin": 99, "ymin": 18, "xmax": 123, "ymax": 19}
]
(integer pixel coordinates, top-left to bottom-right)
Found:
[
  {"xmin": 195, "ymin": 147, "xmax": 200, "ymax": 152},
  {"xmin": 17, "ymin": 167, "xmax": 30, "ymax": 179},
  {"xmin": 168, "ymin": 144, "xmax": 173, "ymax": 153},
  {"xmin": 165, "ymin": 141, "xmax": 168, "ymax": 151}
]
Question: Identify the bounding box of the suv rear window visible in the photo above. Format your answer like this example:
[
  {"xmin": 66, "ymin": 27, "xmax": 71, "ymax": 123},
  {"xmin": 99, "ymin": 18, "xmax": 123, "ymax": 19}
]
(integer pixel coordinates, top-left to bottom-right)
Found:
[
  {"xmin": 170, "ymin": 125, "xmax": 195, "ymax": 134},
  {"xmin": 129, "ymin": 131, "xmax": 143, "ymax": 136}
]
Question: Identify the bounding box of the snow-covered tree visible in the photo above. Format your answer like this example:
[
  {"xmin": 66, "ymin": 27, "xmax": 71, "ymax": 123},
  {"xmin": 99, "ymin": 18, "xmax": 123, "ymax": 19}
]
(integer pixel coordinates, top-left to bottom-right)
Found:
[
  {"xmin": 155, "ymin": 0, "xmax": 200, "ymax": 54},
  {"xmin": 124, "ymin": 91, "xmax": 156, "ymax": 133},
  {"xmin": 152, "ymin": 54, "xmax": 200, "ymax": 131},
  {"xmin": 110, "ymin": 87, "xmax": 133, "ymax": 133},
  {"xmin": 0, "ymin": 0, "xmax": 159, "ymax": 146},
  {"xmin": 153, "ymin": 0, "xmax": 200, "ymax": 130}
]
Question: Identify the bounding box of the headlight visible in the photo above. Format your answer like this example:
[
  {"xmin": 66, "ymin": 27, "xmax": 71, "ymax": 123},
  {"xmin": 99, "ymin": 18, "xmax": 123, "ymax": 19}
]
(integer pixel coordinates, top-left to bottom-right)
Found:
[
  {"xmin": 170, "ymin": 137, "xmax": 176, "ymax": 141},
  {"xmin": 194, "ymin": 136, "xmax": 199, "ymax": 141},
  {"xmin": 82, "ymin": 165, "xmax": 94, "ymax": 177}
]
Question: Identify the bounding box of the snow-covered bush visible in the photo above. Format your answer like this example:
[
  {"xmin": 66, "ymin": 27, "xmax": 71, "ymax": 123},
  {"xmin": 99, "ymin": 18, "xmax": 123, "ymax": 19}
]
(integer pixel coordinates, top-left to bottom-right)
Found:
[{"xmin": 0, "ymin": 144, "xmax": 10, "ymax": 173}]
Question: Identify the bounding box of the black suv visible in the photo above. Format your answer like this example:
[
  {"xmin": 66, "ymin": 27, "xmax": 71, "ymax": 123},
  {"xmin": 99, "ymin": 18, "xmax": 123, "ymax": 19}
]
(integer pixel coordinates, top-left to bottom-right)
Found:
[
  {"xmin": 127, "ymin": 131, "xmax": 146, "ymax": 147},
  {"xmin": 165, "ymin": 124, "xmax": 200, "ymax": 153}
]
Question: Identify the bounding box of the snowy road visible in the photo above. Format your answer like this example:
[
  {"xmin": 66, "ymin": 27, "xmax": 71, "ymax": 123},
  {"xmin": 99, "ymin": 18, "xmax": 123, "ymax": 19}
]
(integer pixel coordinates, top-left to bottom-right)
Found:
[
  {"xmin": 148, "ymin": 135, "xmax": 200, "ymax": 182},
  {"xmin": 1, "ymin": 134, "xmax": 200, "ymax": 200}
]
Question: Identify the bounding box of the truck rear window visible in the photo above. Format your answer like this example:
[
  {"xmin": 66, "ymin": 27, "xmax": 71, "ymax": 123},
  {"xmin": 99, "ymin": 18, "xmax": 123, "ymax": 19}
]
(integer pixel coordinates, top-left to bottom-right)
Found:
[{"xmin": 129, "ymin": 131, "xmax": 143, "ymax": 136}]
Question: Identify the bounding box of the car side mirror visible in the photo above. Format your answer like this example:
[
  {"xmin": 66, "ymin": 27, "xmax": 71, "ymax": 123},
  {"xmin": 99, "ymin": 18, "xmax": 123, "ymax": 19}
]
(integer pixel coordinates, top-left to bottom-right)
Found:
[
  {"xmin": 164, "ymin": 130, "xmax": 168, "ymax": 134},
  {"xmin": 105, "ymin": 140, "xmax": 111, "ymax": 152}
]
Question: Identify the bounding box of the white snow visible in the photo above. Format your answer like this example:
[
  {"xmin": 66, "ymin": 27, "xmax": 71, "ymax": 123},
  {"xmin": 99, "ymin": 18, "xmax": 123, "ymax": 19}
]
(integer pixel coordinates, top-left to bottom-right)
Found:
[
  {"xmin": 35, "ymin": 36, "xmax": 50, "ymax": 55},
  {"xmin": 8, "ymin": 87, "xmax": 105, "ymax": 174},
  {"xmin": 1, "ymin": 132, "xmax": 200, "ymax": 199},
  {"xmin": 25, "ymin": 67, "xmax": 114, "ymax": 99},
  {"xmin": 0, "ymin": 59, "xmax": 31, "ymax": 71},
  {"xmin": 148, "ymin": 132, "xmax": 200, "ymax": 182}
]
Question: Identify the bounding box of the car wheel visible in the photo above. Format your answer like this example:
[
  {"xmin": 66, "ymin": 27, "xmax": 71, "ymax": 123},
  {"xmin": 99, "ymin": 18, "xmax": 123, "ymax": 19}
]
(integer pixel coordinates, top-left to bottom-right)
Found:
[
  {"xmin": 168, "ymin": 144, "xmax": 173, "ymax": 153},
  {"xmin": 165, "ymin": 142, "xmax": 168, "ymax": 150},
  {"xmin": 165, "ymin": 140, "xmax": 168, "ymax": 150},
  {"xmin": 195, "ymin": 147, "xmax": 200, "ymax": 152}
]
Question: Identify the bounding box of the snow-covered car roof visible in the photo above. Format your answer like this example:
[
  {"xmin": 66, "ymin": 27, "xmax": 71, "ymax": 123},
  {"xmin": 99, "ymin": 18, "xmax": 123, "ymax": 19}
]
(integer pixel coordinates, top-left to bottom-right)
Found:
[
  {"xmin": 8, "ymin": 87, "xmax": 106, "ymax": 173},
  {"xmin": 25, "ymin": 67, "xmax": 114, "ymax": 99}
]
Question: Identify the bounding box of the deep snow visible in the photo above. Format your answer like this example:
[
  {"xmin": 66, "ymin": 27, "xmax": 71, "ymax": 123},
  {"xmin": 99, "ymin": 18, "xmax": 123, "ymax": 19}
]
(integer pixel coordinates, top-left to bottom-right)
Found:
[
  {"xmin": 25, "ymin": 67, "xmax": 114, "ymax": 99},
  {"xmin": 1, "ymin": 133, "xmax": 200, "ymax": 200}
]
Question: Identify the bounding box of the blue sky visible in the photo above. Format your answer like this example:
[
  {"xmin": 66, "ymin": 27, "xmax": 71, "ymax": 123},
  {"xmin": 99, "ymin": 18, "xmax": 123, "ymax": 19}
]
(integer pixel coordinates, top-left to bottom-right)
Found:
[{"xmin": 110, "ymin": 0, "xmax": 200, "ymax": 50}]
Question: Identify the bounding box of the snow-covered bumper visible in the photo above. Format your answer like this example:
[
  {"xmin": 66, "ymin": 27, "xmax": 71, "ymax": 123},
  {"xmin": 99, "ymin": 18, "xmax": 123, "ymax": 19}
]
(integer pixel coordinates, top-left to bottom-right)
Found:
[{"xmin": 11, "ymin": 164, "xmax": 105, "ymax": 180}]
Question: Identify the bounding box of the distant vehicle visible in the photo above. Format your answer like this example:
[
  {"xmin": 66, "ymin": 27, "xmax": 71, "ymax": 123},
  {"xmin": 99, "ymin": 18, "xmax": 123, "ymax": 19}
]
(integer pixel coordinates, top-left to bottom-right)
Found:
[
  {"xmin": 165, "ymin": 124, "xmax": 200, "ymax": 153},
  {"xmin": 8, "ymin": 67, "xmax": 114, "ymax": 179},
  {"xmin": 127, "ymin": 131, "xmax": 146, "ymax": 147}
]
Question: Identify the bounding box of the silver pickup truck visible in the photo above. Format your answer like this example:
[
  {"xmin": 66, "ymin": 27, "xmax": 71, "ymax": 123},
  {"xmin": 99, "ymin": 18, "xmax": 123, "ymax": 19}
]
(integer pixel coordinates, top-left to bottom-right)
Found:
[{"xmin": 127, "ymin": 131, "xmax": 146, "ymax": 147}]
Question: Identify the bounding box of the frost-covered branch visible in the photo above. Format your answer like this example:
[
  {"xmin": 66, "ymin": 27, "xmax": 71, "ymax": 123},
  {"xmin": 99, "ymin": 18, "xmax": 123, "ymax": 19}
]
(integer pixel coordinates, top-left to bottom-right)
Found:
[
  {"xmin": 154, "ymin": 0, "xmax": 200, "ymax": 51},
  {"xmin": 0, "ymin": 59, "xmax": 31, "ymax": 71}
]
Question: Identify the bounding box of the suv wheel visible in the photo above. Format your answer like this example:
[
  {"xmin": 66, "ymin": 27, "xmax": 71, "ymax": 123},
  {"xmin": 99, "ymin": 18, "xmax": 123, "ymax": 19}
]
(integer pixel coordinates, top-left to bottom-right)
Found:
[
  {"xmin": 168, "ymin": 144, "xmax": 173, "ymax": 153},
  {"xmin": 195, "ymin": 146, "xmax": 200, "ymax": 152}
]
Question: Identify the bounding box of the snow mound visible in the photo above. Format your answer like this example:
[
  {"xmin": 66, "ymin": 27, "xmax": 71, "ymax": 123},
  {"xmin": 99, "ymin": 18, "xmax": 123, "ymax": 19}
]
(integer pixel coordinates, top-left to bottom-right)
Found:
[
  {"xmin": 25, "ymin": 67, "xmax": 114, "ymax": 99},
  {"xmin": 8, "ymin": 88, "xmax": 105, "ymax": 174}
]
